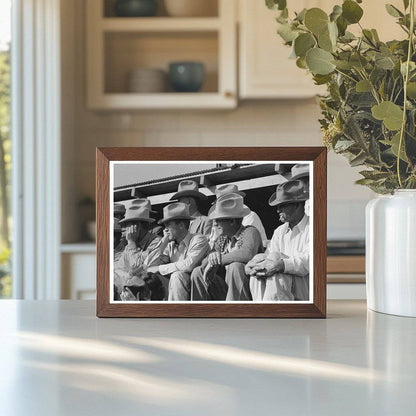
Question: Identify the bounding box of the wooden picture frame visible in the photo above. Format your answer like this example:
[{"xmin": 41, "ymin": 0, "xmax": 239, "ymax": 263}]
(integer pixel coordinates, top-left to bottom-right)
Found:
[{"xmin": 97, "ymin": 147, "xmax": 327, "ymax": 318}]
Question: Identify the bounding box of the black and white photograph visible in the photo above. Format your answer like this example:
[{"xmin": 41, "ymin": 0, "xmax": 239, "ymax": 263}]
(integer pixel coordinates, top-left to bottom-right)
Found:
[{"xmin": 110, "ymin": 161, "xmax": 313, "ymax": 303}]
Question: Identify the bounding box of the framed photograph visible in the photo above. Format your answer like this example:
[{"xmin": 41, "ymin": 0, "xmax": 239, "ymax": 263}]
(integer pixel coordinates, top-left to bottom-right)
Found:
[{"xmin": 96, "ymin": 147, "xmax": 327, "ymax": 318}]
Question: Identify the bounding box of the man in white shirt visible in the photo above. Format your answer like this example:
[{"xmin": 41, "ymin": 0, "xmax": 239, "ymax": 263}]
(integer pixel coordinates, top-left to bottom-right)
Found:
[
  {"xmin": 290, "ymin": 164, "xmax": 310, "ymax": 217},
  {"xmin": 246, "ymin": 180, "xmax": 310, "ymax": 301},
  {"xmin": 147, "ymin": 202, "xmax": 210, "ymax": 301}
]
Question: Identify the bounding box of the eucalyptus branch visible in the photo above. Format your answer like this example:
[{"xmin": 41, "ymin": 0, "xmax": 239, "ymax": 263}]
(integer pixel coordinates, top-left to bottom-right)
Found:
[
  {"xmin": 397, "ymin": 0, "xmax": 415, "ymax": 187},
  {"xmin": 334, "ymin": 68, "xmax": 358, "ymax": 83},
  {"xmin": 358, "ymin": 69, "xmax": 381, "ymax": 104}
]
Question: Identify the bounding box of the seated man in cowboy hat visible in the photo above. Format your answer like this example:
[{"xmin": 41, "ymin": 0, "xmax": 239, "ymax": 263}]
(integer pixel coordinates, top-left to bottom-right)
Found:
[
  {"xmin": 114, "ymin": 218, "xmax": 124, "ymax": 262},
  {"xmin": 290, "ymin": 164, "xmax": 310, "ymax": 216},
  {"xmin": 170, "ymin": 180, "xmax": 212, "ymax": 238},
  {"xmin": 246, "ymin": 180, "xmax": 310, "ymax": 301},
  {"xmin": 209, "ymin": 184, "xmax": 267, "ymax": 246},
  {"xmin": 146, "ymin": 202, "xmax": 210, "ymax": 301},
  {"xmin": 114, "ymin": 203, "xmax": 128, "ymax": 253},
  {"xmin": 191, "ymin": 193, "xmax": 264, "ymax": 301},
  {"xmin": 115, "ymin": 202, "xmax": 163, "ymax": 299}
]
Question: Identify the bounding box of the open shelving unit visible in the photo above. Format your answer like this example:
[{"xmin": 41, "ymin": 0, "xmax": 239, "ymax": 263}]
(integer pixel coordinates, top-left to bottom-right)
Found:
[{"xmin": 86, "ymin": 0, "xmax": 237, "ymax": 109}]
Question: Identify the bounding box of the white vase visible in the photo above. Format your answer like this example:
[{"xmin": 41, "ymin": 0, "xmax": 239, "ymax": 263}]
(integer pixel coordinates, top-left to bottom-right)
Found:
[{"xmin": 366, "ymin": 190, "xmax": 416, "ymax": 317}]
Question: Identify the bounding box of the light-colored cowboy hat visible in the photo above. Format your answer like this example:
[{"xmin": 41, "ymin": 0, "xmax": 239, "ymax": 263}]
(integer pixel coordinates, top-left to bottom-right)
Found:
[
  {"xmin": 214, "ymin": 183, "xmax": 246, "ymax": 198},
  {"xmin": 158, "ymin": 202, "xmax": 195, "ymax": 224},
  {"xmin": 268, "ymin": 180, "xmax": 309, "ymax": 207},
  {"xmin": 119, "ymin": 206, "xmax": 155, "ymax": 224},
  {"xmin": 208, "ymin": 193, "xmax": 251, "ymax": 220},
  {"xmin": 170, "ymin": 180, "xmax": 207, "ymax": 201},
  {"xmin": 130, "ymin": 198, "xmax": 157, "ymax": 214},
  {"xmin": 290, "ymin": 164, "xmax": 310, "ymax": 180},
  {"xmin": 114, "ymin": 203, "xmax": 126, "ymax": 215},
  {"xmin": 114, "ymin": 218, "xmax": 122, "ymax": 233}
]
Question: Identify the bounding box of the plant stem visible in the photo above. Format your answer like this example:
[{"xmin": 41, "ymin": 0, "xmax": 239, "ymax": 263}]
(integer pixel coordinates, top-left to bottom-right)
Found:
[
  {"xmin": 334, "ymin": 68, "xmax": 357, "ymax": 83},
  {"xmin": 397, "ymin": 0, "xmax": 415, "ymax": 188}
]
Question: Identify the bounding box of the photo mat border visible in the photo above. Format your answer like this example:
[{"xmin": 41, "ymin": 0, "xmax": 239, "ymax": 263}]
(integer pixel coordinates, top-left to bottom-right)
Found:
[{"xmin": 110, "ymin": 160, "xmax": 314, "ymax": 305}]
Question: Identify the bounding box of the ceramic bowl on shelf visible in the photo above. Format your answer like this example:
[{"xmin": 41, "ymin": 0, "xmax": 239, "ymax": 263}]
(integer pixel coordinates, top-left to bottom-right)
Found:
[
  {"xmin": 127, "ymin": 68, "xmax": 167, "ymax": 93},
  {"xmin": 168, "ymin": 62, "xmax": 205, "ymax": 92},
  {"xmin": 164, "ymin": 0, "xmax": 217, "ymax": 17},
  {"xmin": 114, "ymin": 0, "xmax": 158, "ymax": 17}
]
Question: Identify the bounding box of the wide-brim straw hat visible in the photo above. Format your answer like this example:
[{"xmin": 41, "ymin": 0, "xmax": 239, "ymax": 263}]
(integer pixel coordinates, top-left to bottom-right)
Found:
[
  {"xmin": 119, "ymin": 206, "xmax": 155, "ymax": 224},
  {"xmin": 130, "ymin": 198, "xmax": 157, "ymax": 214},
  {"xmin": 158, "ymin": 202, "xmax": 195, "ymax": 224},
  {"xmin": 114, "ymin": 203, "xmax": 126, "ymax": 215},
  {"xmin": 170, "ymin": 180, "xmax": 207, "ymax": 201},
  {"xmin": 268, "ymin": 180, "xmax": 309, "ymax": 207},
  {"xmin": 214, "ymin": 183, "xmax": 245, "ymax": 198},
  {"xmin": 290, "ymin": 164, "xmax": 310, "ymax": 180},
  {"xmin": 208, "ymin": 193, "xmax": 251, "ymax": 220}
]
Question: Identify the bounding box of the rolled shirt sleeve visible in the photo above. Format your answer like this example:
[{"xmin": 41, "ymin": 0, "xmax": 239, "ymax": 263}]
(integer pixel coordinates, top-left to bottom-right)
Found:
[
  {"xmin": 159, "ymin": 234, "xmax": 210, "ymax": 276},
  {"xmin": 283, "ymin": 252, "xmax": 309, "ymax": 276},
  {"xmin": 116, "ymin": 235, "xmax": 162, "ymax": 272},
  {"xmin": 269, "ymin": 215, "xmax": 310, "ymax": 277}
]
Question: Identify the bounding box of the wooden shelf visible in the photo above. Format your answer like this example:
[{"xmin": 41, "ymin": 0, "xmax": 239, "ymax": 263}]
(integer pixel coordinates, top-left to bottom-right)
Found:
[
  {"xmin": 61, "ymin": 242, "xmax": 96, "ymax": 253},
  {"xmin": 327, "ymin": 256, "xmax": 365, "ymax": 274},
  {"xmin": 86, "ymin": 0, "xmax": 237, "ymax": 109},
  {"xmin": 89, "ymin": 92, "xmax": 235, "ymax": 110},
  {"xmin": 101, "ymin": 17, "xmax": 221, "ymax": 32}
]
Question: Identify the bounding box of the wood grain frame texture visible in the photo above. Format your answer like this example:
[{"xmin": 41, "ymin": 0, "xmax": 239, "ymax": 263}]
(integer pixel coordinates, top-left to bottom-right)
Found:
[{"xmin": 96, "ymin": 147, "xmax": 327, "ymax": 318}]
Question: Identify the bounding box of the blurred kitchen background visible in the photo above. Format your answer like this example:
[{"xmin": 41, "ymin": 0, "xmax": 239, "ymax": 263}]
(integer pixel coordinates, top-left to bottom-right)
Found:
[{"xmin": 2, "ymin": 0, "xmax": 404, "ymax": 301}]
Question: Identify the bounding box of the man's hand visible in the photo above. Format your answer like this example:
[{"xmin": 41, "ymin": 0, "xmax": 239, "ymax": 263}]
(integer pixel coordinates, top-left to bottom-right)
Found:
[
  {"xmin": 203, "ymin": 263, "xmax": 214, "ymax": 285},
  {"xmin": 254, "ymin": 258, "xmax": 285, "ymax": 277},
  {"xmin": 161, "ymin": 228, "xmax": 170, "ymax": 243},
  {"xmin": 147, "ymin": 265, "xmax": 159, "ymax": 274},
  {"xmin": 245, "ymin": 253, "xmax": 267, "ymax": 276},
  {"xmin": 126, "ymin": 224, "xmax": 140, "ymax": 244},
  {"xmin": 208, "ymin": 251, "xmax": 222, "ymax": 267}
]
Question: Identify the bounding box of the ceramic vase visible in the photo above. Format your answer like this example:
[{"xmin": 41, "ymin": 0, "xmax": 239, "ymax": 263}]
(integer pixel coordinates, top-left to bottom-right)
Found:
[{"xmin": 366, "ymin": 190, "xmax": 416, "ymax": 317}]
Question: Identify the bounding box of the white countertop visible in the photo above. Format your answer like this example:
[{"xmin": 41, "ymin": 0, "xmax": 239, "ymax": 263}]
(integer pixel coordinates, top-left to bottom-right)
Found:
[{"xmin": 0, "ymin": 300, "xmax": 415, "ymax": 415}]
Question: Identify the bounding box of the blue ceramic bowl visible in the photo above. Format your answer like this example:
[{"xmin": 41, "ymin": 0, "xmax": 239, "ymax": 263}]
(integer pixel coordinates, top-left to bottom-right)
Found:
[
  {"xmin": 168, "ymin": 62, "xmax": 205, "ymax": 93},
  {"xmin": 114, "ymin": 0, "xmax": 158, "ymax": 17}
]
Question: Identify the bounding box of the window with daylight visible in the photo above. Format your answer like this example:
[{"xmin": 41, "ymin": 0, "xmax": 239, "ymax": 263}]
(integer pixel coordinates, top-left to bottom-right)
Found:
[{"xmin": 0, "ymin": 0, "xmax": 11, "ymax": 298}]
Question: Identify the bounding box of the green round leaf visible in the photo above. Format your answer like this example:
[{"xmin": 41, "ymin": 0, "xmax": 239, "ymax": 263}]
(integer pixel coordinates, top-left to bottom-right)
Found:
[
  {"xmin": 306, "ymin": 47, "xmax": 335, "ymax": 75},
  {"xmin": 342, "ymin": 0, "xmax": 363, "ymax": 24},
  {"xmin": 294, "ymin": 33, "xmax": 315, "ymax": 57},
  {"xmin": 407, "ymin": 82, "xmax": 416, "ymax": 99},
  {"xmin": 371, "ymin": 101, "xmax": 403, "ymax": 130},
  {"xmin": 266, "ymin": 0, "xmax": 287, "ymax": 11},
  {"xmin": 330, "ymin": 5, "xmax": 343, "ymax": 22},
  {"xmin": 296, "ymin": 57, "xmax": 307, "ymax": 69},
  {"xmin": 375, "ymin": 57, "xmax": 395, "ymax": 70},
  {"xmin": 304, "ymin": 8, "xmax": 329, "ymax": 35},
  {"xmin": 385, "ymin": 4, "xmax": 403, "ymax": 18},
  {"xmin": 277, "ymin": 23, "xmax": 299, "ymax": 42},
  {"xmin": 336, "ymin": 15, "xmax": 348, "ymax": 36},
  {"xmin": 356, "ymin": 79, "xmax": 372, "ymax": 92}
]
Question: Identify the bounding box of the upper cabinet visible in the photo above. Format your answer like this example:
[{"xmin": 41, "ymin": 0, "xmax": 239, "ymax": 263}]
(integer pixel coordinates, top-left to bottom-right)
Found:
[
  {"xmin": 238, "ymin": 0, "xmax": 404, "ymax": 100},
  {"xmin": 239, "ymin": 0, "xmax": 324, "ymax": 99},
  {"xmin": 86, "ymin": 0, "xmax": 237, "ymax": 109}
]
